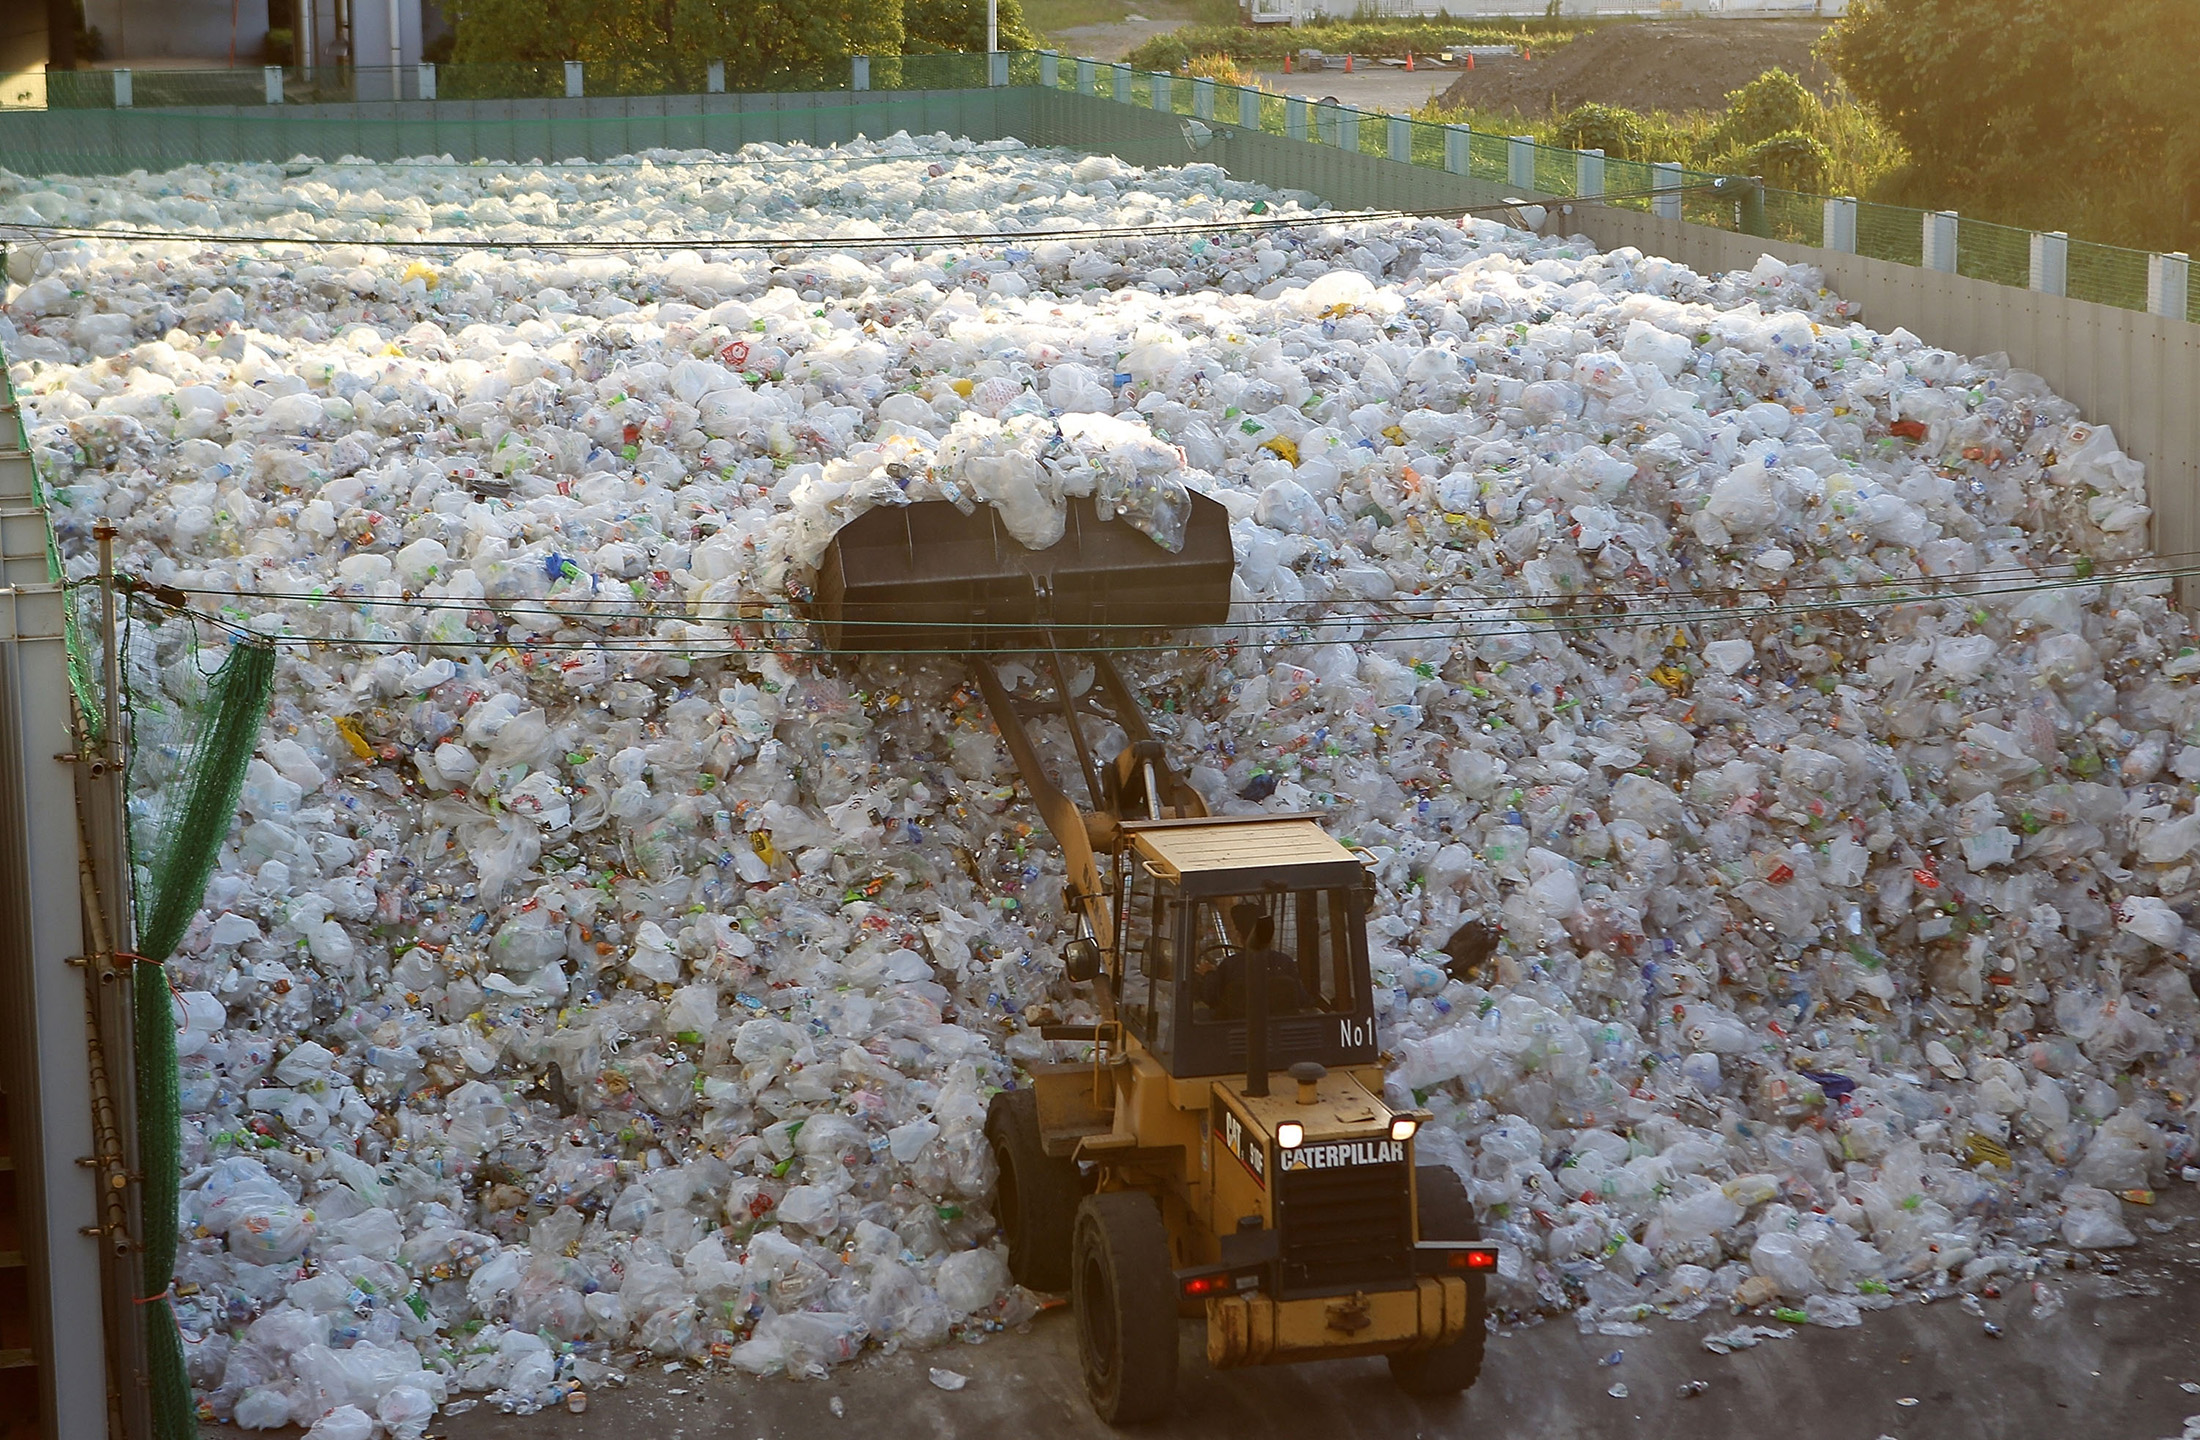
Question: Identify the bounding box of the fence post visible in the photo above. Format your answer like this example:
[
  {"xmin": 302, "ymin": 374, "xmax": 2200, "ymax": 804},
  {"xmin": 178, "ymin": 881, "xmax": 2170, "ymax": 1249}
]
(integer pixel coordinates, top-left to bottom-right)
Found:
[
  {"xmin": 1737, "ymin": 179, "xmax": 1767, "ymax": 238},
  {"xmin": 1077, "ymin": 57, "xmax": 1095, "ymax": 94},
  {"xmin": 113, "ymin": 69, "xmax": 132, "ymax": 107},
  {"xmin": 848, "ymin": 56, "xmax": 868, "ymax": 91},
  {"xmin": 1112, "ymin": 63, "xmax": 1131, "ymax": 103},
  {"xmin": 1823, "ymin": 196, "xmax": 1857, "ymax": 253},
  {"xmin": 565, "ymin": 61, "xmax": 584, "ymax": 98},
  {"xmin": 1314, "ymin": 101, "xmax": 1336, "ymax": 145},
  {"xmin": 1238, "ymin": 86, "xmax": 1259, "ymax": 130},
  {"xmin": 263, "ymin": 65, "xmax": 283, "ymax": 104},
  {"xmin": 990, "ymin": 52, "xmax": 1010, "ymax": 87},
  {"xmin": 2150, "ymin": 252, "xmax": 2191, "ymax": 320},
  {"xmin": 1923, "ymin": 210, "xmax": 1958, "ymax": 272},
  {"xmin": 1150, "ymin": 72, "xmax": 1170, "ymax": 110},
  {"xmin": 1652, "ymin": 162, "xmax": 1682, "ymax": 220},
  {"xmin": 418, "ymin": 62, "xmax": 437, "ymax": 100},
  {"xmin": 1040, "ymin": 50, "xmax": 1058, "ymax": 88},
  {"xmin": 1444, "ymin": 123, "xmax": 1470, "ymax": 176},
  {"xmin": 1388, "ymin": 115, "xmax": 1410, "ymax": 163},
  {"xmin": 1194, "ymin": 76, "xmax": 1214, "ymax": 120},
  {"xmin": 1576, "ymin": 147, "xmax": 1604, "ymax": 198},
  {"xmin": 2029, "ymin": 231, "xmax": 2068, "ymax": 296},
  {"xmin": 1507, "ymin": 135, "xmax": 1535, "ymax": 190},
  {"xmin": 1286, "ymin": 96, "xmax": 1308, "ymax": 141}
]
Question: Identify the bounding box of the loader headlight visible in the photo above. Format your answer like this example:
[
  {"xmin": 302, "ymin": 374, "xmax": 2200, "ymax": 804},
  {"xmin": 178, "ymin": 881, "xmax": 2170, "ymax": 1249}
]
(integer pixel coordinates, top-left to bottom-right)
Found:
[
  {"xmin": 1276, "ymin": 1122, "xmax": 1304, "ymax": 1150},
  {"xmin": 1390, "ymin": 1116, "xmax": 1419, "ymax": 1143}
]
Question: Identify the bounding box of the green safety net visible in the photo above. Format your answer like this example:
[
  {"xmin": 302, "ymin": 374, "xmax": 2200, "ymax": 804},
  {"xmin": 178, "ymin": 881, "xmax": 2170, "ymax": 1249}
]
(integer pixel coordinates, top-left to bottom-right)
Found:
[{"xmin": 122, "ymin": 609, "xmax": 275, "ymax": 1440}]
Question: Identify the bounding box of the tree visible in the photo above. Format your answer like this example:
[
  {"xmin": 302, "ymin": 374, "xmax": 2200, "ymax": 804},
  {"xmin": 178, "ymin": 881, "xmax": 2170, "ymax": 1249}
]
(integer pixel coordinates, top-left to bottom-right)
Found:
[
  {"xmin": 903, "ymin": 0, "xmax": 1042, "ymax": 53},
  {"xmin": 441, "ymin": 0, "xmax": 1002, "ymax": 88},
  {"xmin": 1826, "ymin": 0, "xmax": 2198, "ymax": 253}
]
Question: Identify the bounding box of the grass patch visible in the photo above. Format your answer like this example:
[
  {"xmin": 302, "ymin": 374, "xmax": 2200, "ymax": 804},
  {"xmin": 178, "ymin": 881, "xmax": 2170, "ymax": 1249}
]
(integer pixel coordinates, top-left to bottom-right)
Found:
[
  {"xmin": 1125, "ymin": 16, "xmax": 1591, "ymax": 71},
  {"xmin": 1025, "ymin": 0, "xmax": 1234, "ymax": 38}
]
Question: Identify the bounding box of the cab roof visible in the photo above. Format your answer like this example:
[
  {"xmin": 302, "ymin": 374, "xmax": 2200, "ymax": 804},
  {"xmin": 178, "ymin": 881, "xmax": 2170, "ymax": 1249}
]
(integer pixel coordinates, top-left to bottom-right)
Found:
[{"xmin": 1125, "ymin": 817, "xmax": 1367, "ymax": 894}]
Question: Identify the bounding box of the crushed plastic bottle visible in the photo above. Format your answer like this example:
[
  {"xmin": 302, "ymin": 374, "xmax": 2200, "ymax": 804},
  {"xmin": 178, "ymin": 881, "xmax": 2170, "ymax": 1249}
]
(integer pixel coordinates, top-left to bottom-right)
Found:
[{"xmin": 2, "ymin": 131, "xmax": 2194, "ymax": 1433}]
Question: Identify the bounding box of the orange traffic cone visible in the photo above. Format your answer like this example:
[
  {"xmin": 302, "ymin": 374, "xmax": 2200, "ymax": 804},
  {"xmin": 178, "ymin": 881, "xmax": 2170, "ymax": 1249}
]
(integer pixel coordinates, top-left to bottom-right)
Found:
[
  {"xmin": 1284, "ymin": 53, "xmax": 1292, "ymax": 72},
  {"xmin": 1466, "ymin": 52, "xmax": 1474, "ymax": 70},
  {"xmin": 1524, "ymin": 48, "xmax": 1532, "ymax": 61},
  {"xmin": 1344, "ymin": 53, "xmax": 1353, "ymax": 72},
  {"xmin": 1405, "ymin": 52, "xmax": 1414, "ymax": 71}
]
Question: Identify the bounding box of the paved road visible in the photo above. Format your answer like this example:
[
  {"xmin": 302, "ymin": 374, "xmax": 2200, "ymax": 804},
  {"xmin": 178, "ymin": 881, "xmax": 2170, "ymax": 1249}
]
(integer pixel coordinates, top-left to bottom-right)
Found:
[{"xmin": 443, "ymin": 1198, "xmax": 2200, "ymax": 1440}]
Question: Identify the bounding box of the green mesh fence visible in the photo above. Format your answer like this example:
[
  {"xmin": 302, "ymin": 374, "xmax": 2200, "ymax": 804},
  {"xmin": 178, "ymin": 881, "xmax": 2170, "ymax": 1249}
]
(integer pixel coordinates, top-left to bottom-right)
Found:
[
  {"xmin": 6, "ymin": 59, "xmax": 2196, "ymax": 310},
  {"xmin": 120, "ymin": 608, "xmax": 275, "ymax": 1440}
]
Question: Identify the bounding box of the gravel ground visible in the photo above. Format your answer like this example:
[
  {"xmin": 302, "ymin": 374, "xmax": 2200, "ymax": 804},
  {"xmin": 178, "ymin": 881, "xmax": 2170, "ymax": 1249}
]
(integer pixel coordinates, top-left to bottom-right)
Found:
[{"xmin": 425, "ymin": 1190, "xmax": 2200, "ymax": 1440}]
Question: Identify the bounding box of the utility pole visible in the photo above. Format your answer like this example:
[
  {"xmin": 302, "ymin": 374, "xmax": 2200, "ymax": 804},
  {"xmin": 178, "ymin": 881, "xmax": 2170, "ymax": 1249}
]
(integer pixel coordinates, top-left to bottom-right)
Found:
[{"xmin": 988, "ymin": 0, "xmax": 998, "ymax": 53}]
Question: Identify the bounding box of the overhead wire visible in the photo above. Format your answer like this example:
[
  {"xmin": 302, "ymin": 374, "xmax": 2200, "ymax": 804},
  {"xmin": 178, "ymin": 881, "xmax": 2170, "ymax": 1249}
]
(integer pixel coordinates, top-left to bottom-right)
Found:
[{"xmin": 115, "ymin": 553, "xmax": 2200, "ymax": 660}]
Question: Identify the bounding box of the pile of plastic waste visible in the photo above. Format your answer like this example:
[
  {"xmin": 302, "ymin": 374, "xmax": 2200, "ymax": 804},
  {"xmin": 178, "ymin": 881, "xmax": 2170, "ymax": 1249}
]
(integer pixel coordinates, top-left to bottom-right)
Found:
[{"xmin": 4, "ymin": 132, "xmax": 2196, "ymax": 1434}]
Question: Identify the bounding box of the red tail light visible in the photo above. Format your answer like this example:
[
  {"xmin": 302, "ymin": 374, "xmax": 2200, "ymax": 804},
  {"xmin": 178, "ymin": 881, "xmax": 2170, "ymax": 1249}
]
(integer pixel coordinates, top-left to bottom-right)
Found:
[
  {"xmin": 1182, "ymin": 1274, "xmax": 1225, "ymax": 1297},
  {"xmin": 1449, "ymin": 1249, "xmax": 1498, "ymax": 1271}
]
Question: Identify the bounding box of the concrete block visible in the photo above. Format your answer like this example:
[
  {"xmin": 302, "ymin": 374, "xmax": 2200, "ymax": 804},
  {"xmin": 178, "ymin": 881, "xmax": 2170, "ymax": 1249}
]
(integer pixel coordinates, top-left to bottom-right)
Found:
[
  {"xmin": 2030, "ymin": 230, "xmax": 2068, "ymax": 296},
  {"xmin": 2151, "ymin": 251, "xmax": 2191, "ymax": 320}
]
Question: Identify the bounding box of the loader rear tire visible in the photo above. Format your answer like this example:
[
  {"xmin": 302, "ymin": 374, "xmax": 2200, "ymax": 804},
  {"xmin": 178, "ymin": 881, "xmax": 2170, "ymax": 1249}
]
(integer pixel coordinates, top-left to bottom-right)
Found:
[
  {"xmin": 1072, "ymin": 1190, "xmax": 1179, "ymax": 1424},
  {"xmin": 987, "ymin": 1089, "xmax": 1083, "ymax": 1292},
  {"xmin": 1387, "ymin": 1165, "xmax": 1487, "ymax": 1396}
]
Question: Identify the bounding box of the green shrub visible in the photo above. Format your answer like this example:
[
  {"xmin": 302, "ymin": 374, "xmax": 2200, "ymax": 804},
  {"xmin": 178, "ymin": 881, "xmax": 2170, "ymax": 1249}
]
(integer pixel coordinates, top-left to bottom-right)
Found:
[
  {"xmin": 1554, "ymin": 102, "xmax": 1648, "ymax": 160},
  {"xmin": 1716, "ymin": 68, "xmax": 1814, "ymax": 150},
  {"xmin": 1718, "ymin": 129, "xmax": 1833, "ymax": 191}
]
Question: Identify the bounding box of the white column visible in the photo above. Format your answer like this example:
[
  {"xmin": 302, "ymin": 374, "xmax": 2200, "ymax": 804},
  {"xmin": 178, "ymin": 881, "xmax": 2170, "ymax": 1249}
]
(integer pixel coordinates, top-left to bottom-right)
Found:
[
  {"xmin": 1150, "ymin": 72, "xmax": 1170, "ymax": 110},
  {"xmin": 417, "ymin": 62, "xmax": 436, "ymax": 100},
  {"xmin": 264, "ymin": 65, "xmax": 284, "ymax": 104},
  {"xmin": 1923, "ymin": 210, "xmax": 1959, "ymax": 272},
  {"xmin": 1507, "ymin": 134, "xmax": 1535, "ymax": 190},
  {"xmin": 1112, "ymin": 63, "xmax": 1131, "ymax": 103},
  {"xmin": 989, "ymin": 52, "xmax": 1009, "ymax": 87},
  {"xmin": 988, "ymin": 0, "xmax": 998, "ymax": 53},
  {"xmin": 565, "ymin": 61, "xmax": 584, "ymax": 98},
  {"xmin": 1040, "ymin": 50, "xmax": 1058, "ymax": 88},
  {"xmin": 386, "ymin": 0, "xmax": 402, "ymax": 70},
  {"xmin": 1286, "ymin": 95, "xmax": 1307, "ymax": 141},
  {"xmin": 1823, "ymin": 195, "xmax": 1857, "ymax": 253},
  {"xmin": 1193, "ymin": 76, "xmax": 1214, "ymax": 120},
  {"xmin": 1388, "ymin": 115, "xmax": 1410, "ymax": 163},
  {"xmin": 1238, "ymin": 86, "xmax": 1259, "ymax": 130},
  {"xmin": 1576, "ymin": 147, "xmax": 1604, "ymax": 197},
  {"xmin": 1077, "ymin": 57, "xmax": 1095, "ymax": 94},
  {"xmin": 2150, "ymin": 252, "xmax": 2191, "ymax": 320},
  {"xmin": 1444, "ymin": 123, "xmax": 1470, "ymax": 175},
  {"xmin": 2029, "ymin": 231, "xmax": 2068, "ymax": 296},
  {"xmin": 1652, "ymin": 162, "xmax": 1682, "ymax": 220},
  {"xmin": 113, "ymin": 69, "xmax": 132, "ymax": 107}
]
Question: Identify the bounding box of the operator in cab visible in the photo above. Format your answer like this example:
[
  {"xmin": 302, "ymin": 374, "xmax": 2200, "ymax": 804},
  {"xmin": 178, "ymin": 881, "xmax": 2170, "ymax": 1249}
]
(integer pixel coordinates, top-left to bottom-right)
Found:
[{"xmin": 1196, "ymin": 901, "xmax": 1309, "ymax": 1019}]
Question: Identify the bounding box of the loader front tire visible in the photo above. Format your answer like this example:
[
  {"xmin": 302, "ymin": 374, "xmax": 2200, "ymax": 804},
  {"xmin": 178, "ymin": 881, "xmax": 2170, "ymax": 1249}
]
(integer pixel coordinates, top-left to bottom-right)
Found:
[
  {"xmin": 1387, "ymin": 1165, "xmax": 1488, "ymax": 1396},
  {"xmin": 986, "ymin": 1089, "xmax": 1083, "ymax": 1292},
  {"xmin": 1072, "ymin": 1190, "xmax": 1179, "ymax": 1424}
]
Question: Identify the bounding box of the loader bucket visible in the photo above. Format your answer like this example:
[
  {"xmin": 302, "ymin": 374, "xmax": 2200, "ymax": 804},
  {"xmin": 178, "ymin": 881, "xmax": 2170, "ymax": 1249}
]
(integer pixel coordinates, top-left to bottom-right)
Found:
[{"xmin": 813, "ymin": 494, "xmax": 1234, "ymax": 654}]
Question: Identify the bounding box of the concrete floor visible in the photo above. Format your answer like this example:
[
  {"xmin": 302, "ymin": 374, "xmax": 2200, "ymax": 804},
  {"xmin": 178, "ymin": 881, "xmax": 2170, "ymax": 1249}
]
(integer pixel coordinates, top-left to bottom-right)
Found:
[{"xmin": 442, "ymin": 1195, "xmax": 2200, "ymax": 1440}]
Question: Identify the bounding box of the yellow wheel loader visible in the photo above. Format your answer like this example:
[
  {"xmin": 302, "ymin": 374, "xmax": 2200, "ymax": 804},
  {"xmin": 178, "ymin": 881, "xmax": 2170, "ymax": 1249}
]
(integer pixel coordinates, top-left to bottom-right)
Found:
[{"xmin": 815, "ymin": 493, "xmax": 1495, "ymax": 1424}]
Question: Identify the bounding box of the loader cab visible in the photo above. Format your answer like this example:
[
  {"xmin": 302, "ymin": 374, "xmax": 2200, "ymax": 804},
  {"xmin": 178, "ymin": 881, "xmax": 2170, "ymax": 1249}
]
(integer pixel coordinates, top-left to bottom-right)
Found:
[{"xmin": 1113, "ymin": 818, "xmax": 1380, "ymax": 1079}]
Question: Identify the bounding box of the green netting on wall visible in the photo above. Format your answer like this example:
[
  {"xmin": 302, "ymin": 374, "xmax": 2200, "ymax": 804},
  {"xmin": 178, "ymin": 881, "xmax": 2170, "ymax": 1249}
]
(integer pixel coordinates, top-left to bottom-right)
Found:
[{"xmin": 120, "ymin": 606, "xmax": 275, "ymax": 1440}]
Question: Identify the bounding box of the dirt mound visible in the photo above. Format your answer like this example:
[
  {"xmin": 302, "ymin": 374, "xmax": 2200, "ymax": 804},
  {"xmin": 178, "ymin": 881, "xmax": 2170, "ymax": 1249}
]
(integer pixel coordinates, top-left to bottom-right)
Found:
[{"xmin": 1436, "ymin": 19, "xmax": 1839, "ymax": 118}]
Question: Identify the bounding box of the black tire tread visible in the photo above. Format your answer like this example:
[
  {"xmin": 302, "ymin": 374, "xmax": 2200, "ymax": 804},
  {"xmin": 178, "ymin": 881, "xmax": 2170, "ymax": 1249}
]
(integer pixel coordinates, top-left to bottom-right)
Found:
[
  {"xmin": 1073, "ymin": 1189, "xmax": 1180, "ymax": 1424},
  {"xmin": 986, "ymin": 1088, "xmax": 1083, "ymax": 1292},
  {"xmin": 1387, "ymin": 1165, "xmax": 1488, "ymax": 1396}
]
